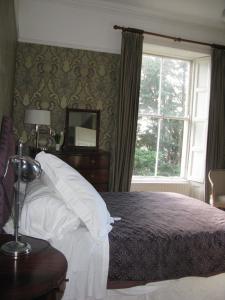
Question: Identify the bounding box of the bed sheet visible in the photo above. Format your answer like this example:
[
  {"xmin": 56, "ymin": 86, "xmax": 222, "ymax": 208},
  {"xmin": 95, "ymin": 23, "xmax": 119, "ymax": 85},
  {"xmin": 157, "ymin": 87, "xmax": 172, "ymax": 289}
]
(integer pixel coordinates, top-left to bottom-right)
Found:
[{"xmin": 106, "ymin": 273, "xmax": 225, "ymax": 300}]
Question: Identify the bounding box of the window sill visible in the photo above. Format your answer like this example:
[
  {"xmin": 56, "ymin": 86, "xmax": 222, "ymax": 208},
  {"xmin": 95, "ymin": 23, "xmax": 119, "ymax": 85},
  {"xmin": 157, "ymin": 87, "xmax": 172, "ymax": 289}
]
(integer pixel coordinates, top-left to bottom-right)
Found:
[{"xmin": 132, "ymin": 176, "xmax": 188, "ymax": 184}]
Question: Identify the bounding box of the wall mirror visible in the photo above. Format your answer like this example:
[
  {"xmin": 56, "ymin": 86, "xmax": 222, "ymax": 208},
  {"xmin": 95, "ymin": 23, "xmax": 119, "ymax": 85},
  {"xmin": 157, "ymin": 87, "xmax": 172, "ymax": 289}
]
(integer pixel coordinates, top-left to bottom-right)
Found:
[{"xmin": 64, "ymin": 108, "xmax": 100, "ymax": 151}]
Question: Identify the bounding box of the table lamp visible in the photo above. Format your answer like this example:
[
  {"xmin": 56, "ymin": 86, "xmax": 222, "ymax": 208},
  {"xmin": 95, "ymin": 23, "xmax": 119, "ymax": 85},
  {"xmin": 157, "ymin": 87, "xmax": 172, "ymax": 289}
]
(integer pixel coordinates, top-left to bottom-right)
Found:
[
  {"xmin": 0, "ymin": 143, "xmax": 42, "ymax": 258},
  {"xmin": 24, "ymin": 109, "xmax": 51, "ymax": 149}
]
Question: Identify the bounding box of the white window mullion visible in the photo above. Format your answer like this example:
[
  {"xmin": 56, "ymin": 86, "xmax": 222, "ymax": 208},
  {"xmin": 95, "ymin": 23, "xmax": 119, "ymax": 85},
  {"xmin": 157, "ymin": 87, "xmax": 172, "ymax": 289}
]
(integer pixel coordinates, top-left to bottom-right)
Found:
[
  {"xmin": 180, "ymin": 119, "xmax": 189, "ymax": 178},
  {"xmin": 158, "ymin": 57, "xmax": 163, "ymax": 115},
  {"xmin": 155, "ymin": 118, "xmax": 161, "ymax": 176},
  {"xmin": 154, "ymin": 57, "xmax": 163, "ymax": 176},
  {"xmin": 141, "ymin": 114, "xmax": 189, "ymax": 121}
]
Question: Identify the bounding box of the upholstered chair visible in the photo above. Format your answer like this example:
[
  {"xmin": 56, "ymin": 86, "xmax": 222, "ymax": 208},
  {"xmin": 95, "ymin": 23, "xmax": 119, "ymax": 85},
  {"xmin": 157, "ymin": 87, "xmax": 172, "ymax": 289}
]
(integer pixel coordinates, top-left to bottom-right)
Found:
[{"xmin": 208, "ymin": 169, "xmax": 225, "ymax": 208}]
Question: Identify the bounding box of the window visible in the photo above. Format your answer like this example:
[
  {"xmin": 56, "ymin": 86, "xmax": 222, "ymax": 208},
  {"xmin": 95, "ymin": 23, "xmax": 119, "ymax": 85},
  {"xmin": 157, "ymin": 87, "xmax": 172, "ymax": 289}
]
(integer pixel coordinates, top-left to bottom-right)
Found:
[{"xmin": 133, "ymin": 49, "xmax": 210, "ymax": 181}]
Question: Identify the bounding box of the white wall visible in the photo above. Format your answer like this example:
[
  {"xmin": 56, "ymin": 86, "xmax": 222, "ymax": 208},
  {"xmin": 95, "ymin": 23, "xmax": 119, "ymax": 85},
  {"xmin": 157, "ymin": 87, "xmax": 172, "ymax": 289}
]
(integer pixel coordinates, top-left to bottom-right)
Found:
[
  {"xmin": 17, "ymin": 0, "xmax": 225, "ymax": 54},
  {"xmin": 131, "ymin": 181, "xmax": 190, "ymax": 196}
]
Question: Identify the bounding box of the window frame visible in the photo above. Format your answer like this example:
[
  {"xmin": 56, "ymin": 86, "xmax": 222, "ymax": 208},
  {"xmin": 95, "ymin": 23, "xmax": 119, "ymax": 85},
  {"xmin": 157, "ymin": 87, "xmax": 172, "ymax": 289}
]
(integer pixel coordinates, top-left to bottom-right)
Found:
[{"xmin": 132, "ymin": 47, "xmax": 210, "ymax": 183}]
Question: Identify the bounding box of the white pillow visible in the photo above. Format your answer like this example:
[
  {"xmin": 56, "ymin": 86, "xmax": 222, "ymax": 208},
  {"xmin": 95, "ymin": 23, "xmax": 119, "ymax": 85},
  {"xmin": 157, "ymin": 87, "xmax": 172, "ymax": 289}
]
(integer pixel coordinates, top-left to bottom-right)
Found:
[
  {"xmin": 36, "ymin": 151, "xmax": 112, "ymax": 240},
  {"xmin": 18, "ymin": 176, "xmax": 80, "ymax": 240}
]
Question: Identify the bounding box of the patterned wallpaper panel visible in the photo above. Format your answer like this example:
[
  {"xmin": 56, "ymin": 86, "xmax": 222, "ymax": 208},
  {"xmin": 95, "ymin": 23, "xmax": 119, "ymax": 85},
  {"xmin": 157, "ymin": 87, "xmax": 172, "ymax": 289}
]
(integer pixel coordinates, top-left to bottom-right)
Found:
[{"xmin": 13, "ymin": 42, "xmax": 120, "ymax": 151}]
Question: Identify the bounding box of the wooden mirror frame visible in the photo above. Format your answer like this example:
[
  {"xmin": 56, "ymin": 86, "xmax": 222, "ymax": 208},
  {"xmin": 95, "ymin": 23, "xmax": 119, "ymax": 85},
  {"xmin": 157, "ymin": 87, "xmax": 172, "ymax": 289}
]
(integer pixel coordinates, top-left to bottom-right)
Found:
[{"xmin": 64, "ymin": 108, "xmax": 100, "ymax": 151}]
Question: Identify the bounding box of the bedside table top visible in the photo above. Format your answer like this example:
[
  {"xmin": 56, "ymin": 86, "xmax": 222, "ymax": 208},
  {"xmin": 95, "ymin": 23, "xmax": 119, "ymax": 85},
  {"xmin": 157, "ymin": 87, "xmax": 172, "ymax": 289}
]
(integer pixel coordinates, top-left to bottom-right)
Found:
[{"xmin": 0, "ymin": 234, "xmax": 68, "ymax": 300}]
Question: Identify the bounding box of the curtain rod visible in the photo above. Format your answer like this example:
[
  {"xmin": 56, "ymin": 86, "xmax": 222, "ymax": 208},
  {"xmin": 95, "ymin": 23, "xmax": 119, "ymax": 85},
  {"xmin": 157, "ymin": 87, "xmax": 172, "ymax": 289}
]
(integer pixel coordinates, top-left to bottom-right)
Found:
[{"xmin": 113, "ymin": 25, "xmax": 225, "ymax": 50}]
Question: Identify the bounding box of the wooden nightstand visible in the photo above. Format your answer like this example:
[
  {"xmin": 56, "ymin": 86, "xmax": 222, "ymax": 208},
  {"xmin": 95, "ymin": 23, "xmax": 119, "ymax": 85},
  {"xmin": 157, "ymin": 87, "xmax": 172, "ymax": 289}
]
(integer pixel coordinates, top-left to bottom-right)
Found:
[{"xmin": 0, "ymin": 234, "xmax": 68, "ymax": 300}]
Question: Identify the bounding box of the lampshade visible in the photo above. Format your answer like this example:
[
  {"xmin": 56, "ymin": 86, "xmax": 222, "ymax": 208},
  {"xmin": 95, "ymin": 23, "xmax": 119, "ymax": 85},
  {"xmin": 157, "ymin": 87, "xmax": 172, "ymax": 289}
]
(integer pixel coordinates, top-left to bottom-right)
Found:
[{"xmin": 24, "ymin": 109, "xmax": 50, "ymax": 126}]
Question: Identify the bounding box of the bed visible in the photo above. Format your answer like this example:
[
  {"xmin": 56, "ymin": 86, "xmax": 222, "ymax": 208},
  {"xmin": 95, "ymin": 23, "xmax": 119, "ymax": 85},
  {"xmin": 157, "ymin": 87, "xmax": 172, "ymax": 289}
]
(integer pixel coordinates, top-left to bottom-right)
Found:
[{"xmin": 1, "ymin": 115, "xmax": 225, "ymax": 300}]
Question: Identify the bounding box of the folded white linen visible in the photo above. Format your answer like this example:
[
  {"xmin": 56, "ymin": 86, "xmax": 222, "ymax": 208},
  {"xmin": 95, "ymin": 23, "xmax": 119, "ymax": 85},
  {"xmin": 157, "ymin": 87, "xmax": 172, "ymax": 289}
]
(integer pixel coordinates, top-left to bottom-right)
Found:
[
  {"xmin": 50, "ymin": 227, "xmax": 109, "ymax": 300},
  {"xmin": 36, "ymin": 151, "xmax": 112, "ymax": 240},
  {"xmin": 4, "ymin": 176, "xmax": 80, "ymax": 240}
]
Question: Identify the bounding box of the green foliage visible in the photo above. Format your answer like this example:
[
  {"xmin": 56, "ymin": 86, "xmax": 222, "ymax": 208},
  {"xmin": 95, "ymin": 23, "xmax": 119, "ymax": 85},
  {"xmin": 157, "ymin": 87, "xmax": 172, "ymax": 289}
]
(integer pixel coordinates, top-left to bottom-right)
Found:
[
  {"xmin": 54, "ymin": 133, "xmax": 61, "ymax": 144},
  {"xmin": 133, "ymin": 148, "xmax": 156, "ymax": 176}
]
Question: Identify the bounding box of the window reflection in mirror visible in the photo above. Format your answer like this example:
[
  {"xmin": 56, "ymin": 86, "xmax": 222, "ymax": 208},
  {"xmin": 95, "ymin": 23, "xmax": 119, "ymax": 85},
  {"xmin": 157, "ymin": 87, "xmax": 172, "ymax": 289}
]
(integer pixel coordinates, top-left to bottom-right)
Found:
[{"xmin": 65, "ymin": 108, "xmax": 100, "ymax": 150}]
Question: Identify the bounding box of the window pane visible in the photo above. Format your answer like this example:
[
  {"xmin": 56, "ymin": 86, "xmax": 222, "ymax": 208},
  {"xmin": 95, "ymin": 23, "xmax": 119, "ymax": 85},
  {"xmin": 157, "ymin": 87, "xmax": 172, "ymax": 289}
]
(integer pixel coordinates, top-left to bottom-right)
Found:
[
  {"xmin": 133, "ymin": 117, "xmax": 158, "ymax": 176},
  {"xmin": 157, "ymin": 119, "xmax": 184, "ymax": 176},
  {"xmin": 139, "ymin": 55, "xmax": 160, "ymax": 115},
  {"xmin": 161, "ymin": 58, "xmax": 190, "ymax": 117}
]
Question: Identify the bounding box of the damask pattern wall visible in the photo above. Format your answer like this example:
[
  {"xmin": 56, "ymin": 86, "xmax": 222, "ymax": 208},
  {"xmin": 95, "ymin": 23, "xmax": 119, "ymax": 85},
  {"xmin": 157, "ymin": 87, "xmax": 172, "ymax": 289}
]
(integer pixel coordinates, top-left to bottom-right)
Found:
[{"xmin": 13, "ymin": 42, "xmax": 120, "ymax": 151}]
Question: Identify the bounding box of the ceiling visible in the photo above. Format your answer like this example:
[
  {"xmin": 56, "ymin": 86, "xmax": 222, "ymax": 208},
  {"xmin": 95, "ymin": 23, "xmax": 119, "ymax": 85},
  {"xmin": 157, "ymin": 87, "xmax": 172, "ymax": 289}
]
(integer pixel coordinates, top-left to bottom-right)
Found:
[
  {"xmin": 70, "ymin": 0, "xmax": 225, "ymax": 29},
  {"xmin": 15, "ymin": 0, "xmax": 225, "ymax": 51}
]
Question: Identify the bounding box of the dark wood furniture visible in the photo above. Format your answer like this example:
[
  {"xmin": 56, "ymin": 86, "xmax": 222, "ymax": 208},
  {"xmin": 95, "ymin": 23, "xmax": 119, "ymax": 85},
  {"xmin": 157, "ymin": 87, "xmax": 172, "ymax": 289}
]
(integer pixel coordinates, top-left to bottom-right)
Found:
[
  {"xmin": 57, "ymin": 151, "xmax": 110, "ymax": 192},
  {"xmin": 0, "ymin": 234, "xmax": 68, "ymax": 300},
  {"xmin": 30, "ymin": 147, "xmax": 110, "ymax": 192}
]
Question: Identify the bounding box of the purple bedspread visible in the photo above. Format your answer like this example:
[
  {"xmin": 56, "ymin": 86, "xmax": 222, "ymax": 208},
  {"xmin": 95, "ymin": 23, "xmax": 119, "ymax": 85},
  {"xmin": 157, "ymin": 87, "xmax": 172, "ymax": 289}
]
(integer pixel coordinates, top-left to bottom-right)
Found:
[{"xmin": 101, "ymin": 192, "xmax": 225, "ymax": 282}]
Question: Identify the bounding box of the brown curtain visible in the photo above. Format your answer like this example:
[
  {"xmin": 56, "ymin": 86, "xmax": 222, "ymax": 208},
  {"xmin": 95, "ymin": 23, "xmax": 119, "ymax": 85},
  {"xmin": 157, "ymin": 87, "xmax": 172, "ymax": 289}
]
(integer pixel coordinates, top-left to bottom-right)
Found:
[
  {"xmin": 205, "ymin": 47, "xmax": 225, "ymax": 202},
  {"xmin": 110, "ymin": 29, "xmax": 144, "ymax": 192}
]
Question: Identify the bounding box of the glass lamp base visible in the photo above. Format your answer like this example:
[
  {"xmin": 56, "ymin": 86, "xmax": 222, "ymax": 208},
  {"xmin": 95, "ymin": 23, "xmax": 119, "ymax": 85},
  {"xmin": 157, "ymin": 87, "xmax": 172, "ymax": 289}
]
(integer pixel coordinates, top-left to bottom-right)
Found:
[{"xmin": 0, "ymin": 241, "xmax": 31, "ymax": 259}]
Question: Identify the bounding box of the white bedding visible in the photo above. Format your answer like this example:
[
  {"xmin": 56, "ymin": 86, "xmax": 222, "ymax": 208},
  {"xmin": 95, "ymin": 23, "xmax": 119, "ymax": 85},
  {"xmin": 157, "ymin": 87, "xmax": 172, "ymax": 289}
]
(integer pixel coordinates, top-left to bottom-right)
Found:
[{"xmin": 50, "ymin": 227, "xmax": 109, "ymax": 300}]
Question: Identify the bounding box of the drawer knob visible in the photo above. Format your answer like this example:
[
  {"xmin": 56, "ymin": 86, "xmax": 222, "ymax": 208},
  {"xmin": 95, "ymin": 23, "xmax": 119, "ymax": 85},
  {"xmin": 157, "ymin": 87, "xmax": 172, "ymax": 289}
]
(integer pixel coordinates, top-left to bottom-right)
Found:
[
  {"xmin": 91, "ymin": 159, "xmax": 96, "ymax": 164},
  {"xmin": 90, "ymin": 174, "xmax": 95, "ymax": 178}
]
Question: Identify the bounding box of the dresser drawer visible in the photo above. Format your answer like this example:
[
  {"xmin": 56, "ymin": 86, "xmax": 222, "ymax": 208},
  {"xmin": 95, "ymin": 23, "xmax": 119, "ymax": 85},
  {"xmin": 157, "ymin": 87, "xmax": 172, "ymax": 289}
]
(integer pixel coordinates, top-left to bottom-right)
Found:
[
  {"xmin": 79, "ymin": 169, "xmax": 109, "ymax": 184},
  {"xmin": 63, "ymin": 154, "xmax": 109, "ymax": 169},
  {"xmin": 51, "ymin": 151, "xmax": 110, "ymax": 192}
]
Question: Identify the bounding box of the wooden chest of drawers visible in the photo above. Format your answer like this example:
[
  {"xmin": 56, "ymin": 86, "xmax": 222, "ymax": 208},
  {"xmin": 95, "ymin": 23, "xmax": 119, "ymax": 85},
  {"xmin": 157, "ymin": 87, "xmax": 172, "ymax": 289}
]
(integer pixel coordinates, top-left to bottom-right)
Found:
[
  {"xmin": 57, "ymin": 151, "xmax": 110, "ymax": 192},
  {"xmin": 30, "ymin": 148, "xmax": 110, "ymax": 192}
]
